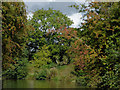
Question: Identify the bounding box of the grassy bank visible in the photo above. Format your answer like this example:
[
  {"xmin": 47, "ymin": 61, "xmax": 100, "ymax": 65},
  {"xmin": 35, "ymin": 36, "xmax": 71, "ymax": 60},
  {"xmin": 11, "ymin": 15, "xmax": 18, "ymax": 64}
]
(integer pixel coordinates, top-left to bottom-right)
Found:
[{"xmin": 25, "ymin": 63, "xmax": 76, "ymax": 82}]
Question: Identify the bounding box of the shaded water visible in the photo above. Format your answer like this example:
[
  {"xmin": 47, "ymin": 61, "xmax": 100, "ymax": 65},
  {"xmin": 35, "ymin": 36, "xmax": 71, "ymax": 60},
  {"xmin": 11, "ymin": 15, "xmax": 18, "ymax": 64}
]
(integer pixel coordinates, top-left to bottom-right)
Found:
[{"xmin": 3, "ymin": 80, "xmax": 84, "ymax": 88}]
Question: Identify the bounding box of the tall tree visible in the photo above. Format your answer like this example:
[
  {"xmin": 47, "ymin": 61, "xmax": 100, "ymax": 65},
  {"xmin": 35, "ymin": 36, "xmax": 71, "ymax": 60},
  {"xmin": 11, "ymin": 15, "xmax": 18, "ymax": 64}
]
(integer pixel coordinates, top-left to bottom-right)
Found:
[
  {"xmin": 70, "ymin": 2, "xmax": 120, "ymax": 88},
  {"xmin": 27, "ymin": 8, "xmax": 73, "ymax": 63},
  {"xmin": 2, "ymin": 2, "xmax": 28, "ymax": 70}
]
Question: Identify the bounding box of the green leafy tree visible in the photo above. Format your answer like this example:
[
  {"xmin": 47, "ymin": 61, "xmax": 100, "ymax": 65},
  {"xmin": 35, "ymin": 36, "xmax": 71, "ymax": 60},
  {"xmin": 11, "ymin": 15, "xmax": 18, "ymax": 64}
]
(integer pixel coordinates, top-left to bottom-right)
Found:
[
  {"xmin": 3, "ymin": 57, "xmax": 28, "ymax": 79},
  {"xmin": 2, "ymin": 1, "xmax": 31, "ymax": 79},
  {"xmin": 48, "ymin": 43, "xmax": 71, "ymax": 65},
  {"xmin": 29, "ymin": 8, "xmax": 73, "ymax": 32},
  {"xmin": 30, "ymin": 45, "xmax": 52, "ymax": 68},
  {"xmin": 2, "ymin": 2, "xmax": 28, "ymax": 70},
  {"xmin": 71, "ymin": 2, "xmax": 120, "ymax": 88},
  {"xmin": 27, "ymin": 9, "xmax": 73, "ymax": 63},
  {"xmin": 58, "ymin": 27, "xmax": 99, "ymax": 87}
]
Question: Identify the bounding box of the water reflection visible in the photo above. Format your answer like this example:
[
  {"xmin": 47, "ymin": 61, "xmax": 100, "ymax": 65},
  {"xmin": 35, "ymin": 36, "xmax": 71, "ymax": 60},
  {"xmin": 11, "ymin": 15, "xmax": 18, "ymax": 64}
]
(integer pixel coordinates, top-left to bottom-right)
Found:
[{"xmin": 3, "ymin": 80, "xmax": 83, "ymax": 88}]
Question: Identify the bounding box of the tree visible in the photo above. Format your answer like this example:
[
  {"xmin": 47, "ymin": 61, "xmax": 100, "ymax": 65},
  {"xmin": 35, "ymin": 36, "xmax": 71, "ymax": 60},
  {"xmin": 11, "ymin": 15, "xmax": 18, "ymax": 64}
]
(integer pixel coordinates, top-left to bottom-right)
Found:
[
  {"xmin": 58, "ymin": 26, "xmax": 99, "ymax": 87},
  {"xmin": 70, "ymin": 2, "xmax": 120, "ymax": 88},
  {"xmin": 27, "ymin": 8, "xmax": 73, "ymax": 63},
  {"xmin": 30, "ymin": 45, "xmax": 52, "ymax": 68},
  {"xmin": 2, "ymin": 1, "xmax": 30, "ymax": 79}
]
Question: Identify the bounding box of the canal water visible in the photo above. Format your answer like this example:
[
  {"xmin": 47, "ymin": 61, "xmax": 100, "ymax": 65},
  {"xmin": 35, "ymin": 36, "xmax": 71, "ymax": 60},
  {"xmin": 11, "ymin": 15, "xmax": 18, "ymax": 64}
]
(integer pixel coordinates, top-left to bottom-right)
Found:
[{"xmin": 3, "ymin": 80, "xmax": 85, "ymax": 88}]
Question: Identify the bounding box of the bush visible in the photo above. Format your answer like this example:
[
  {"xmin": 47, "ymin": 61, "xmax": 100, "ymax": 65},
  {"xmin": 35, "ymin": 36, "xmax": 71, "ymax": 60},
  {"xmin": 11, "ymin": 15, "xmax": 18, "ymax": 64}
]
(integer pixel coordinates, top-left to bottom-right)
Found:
[
  {"xmin": 40, "ymin": 62, "xmax": 57, "ymax": 69},
  {"xmin": 76, "ymin": 76, "xmax": 88, "ymax": 86},
  {"xmin": 30, "ymin": 45, "xmax": 52, "ymax": 68},
  {"xmin": 3, "ymin": 57, "xmax": 28, "ymax": 79},
  {"xmin": 48, "ymin": 44, "xmax": 71, "ymax": 65},
  {"xmin": 99, "ymin": 64, "xmax": 120, "ymax": 88},
  {"xmin": 34, "ymin": 69, "xmax": 47, "ymax": 80},
  {"xmin": 47, "ymin": 67, "xmax": 58, "ymax": 79},
  {"xmin": 71, "ymin": 68, "xmax": 87, "ymax": 77}
]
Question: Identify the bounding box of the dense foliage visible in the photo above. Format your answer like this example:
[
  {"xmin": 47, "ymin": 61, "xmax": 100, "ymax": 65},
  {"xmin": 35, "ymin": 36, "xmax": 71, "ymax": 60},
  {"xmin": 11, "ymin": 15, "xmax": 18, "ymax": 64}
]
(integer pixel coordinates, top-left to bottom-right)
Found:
[
  {"xmin": 2, "ymin": 2, "xmax": 30, "ymax": 79},
  {"xmin": 2, "ymin": 1, "xmax": 120, "ymax": 88},
  {"xmin": 27, "ymin": 9, "xmax": 73, "ymax": 65},
  {"xmin": 69, "ymin": 2, "xmax": 120, "ymax": 88},
  {"xmin": 3, "ymin": 57, "xmax": 28, "ymax": 79},
  {"xmin": 30, "ymin": 45, "xmax": 52, "ymax": 68}
]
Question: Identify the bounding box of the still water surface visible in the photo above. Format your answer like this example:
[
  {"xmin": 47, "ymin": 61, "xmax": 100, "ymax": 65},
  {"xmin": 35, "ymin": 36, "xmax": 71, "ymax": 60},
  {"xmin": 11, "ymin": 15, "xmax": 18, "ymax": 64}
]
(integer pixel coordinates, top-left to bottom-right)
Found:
[{"xmin": 3, "ymin": 80, "xmax": 84, "ymax": 88}]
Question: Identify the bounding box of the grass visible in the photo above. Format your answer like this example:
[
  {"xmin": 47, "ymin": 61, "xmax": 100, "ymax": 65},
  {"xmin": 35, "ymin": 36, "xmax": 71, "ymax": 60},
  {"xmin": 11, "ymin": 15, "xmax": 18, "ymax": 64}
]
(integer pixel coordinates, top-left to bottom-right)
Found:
[
  {"xmin": 52, "ymin": 63, "xmax": 76, "ymax": 82},
  {"xmin": 25, "ymin": 62, "xmax": 76, "ymax": 82},
  {"xmin": 25, "ymin": 64, "xmax": 35, "ymax": 80}
]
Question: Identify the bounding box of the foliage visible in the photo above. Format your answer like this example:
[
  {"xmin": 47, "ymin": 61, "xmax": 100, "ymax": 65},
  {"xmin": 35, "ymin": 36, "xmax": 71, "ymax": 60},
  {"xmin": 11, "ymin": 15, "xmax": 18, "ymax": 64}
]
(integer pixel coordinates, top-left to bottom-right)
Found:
[
  {"xmin": 40, "ymin": 62, "xmax": 57, "ymax": 69},
  {"xmin": 58, "ymin": 26, "xmax": 100, "ymax": 87},
  {"xmin": 47, "ymin": 67, "xmax": 58, "ymax": 80},
  {"xmin": 27, "ymin": 8, "xmax": 73, "ymax": 60},
  {"xmin": 29, "ymin": 8, "xmax": 73, "ymax": 31},
  {"xmin": 34, "ymin": 66, "xmax": 58, "ymax": 80},
  {"xmin": 76, "ymin": 76, "xmax": 88, "ymax": 86},
  {"xmin": 34, "ymin": 68, "xmax": 47, "ymax": 80},
  {"xmin": 3, "ymin": 57, "xmax": 28, "ymax": 79},
  {"xmin": 100, "ymin": 64, "xmax": 120, "ymax": 88},
  {"xmin": 2, "ymin": 1, "xmax": 120, "ymax": 88},
  {"xmin": 2, "ymin": 2, "xmax": 28, "ymax": 70},
  {"xmin": 30, "ymin": 45, "xmax": 52, "ymax": 68},
  {"xmin": 70, "ymin": 1, "xmax": 120, "ymax": 88},
  {"xmin": 48, "ymin": 44, "xmax": 71, "ymax": 65}
]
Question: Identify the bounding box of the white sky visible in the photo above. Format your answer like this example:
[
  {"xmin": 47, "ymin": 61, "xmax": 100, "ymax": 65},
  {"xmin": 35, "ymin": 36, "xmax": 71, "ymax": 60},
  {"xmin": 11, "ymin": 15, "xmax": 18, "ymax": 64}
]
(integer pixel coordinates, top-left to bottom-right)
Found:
[
  {"xmin": 27, "ymin": 12, "xmax": 82, "ymax": 28},
  {"xmin": 25, "ymin": 1, "xmax": 86, "ymax": 28},
  {"xmin": 68, "ymin": 13, "xmax": 82, "ymax": 28},
  {"xmin": 23, "ymin": 0, "xmax": 86, "ymax": 2}
]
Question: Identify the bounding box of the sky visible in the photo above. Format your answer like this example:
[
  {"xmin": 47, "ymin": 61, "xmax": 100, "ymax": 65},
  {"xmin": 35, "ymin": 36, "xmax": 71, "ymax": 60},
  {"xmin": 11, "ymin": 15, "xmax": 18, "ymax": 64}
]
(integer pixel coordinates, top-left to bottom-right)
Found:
[{"xmin": 24, "ymin": 0, "xmax": 86, "ymax": 28}]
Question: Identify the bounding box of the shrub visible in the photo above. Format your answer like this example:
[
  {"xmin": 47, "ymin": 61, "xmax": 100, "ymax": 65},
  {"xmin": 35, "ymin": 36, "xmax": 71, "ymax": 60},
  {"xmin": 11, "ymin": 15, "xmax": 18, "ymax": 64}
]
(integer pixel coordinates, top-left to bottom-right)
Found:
[
  {"xmin": 76, "ymin": 76, "xmax": 88, "ymax": 86},
  {"xmin": 99, "ymin": 64, "xmax": 120, "ymax": 88},
  {"xmin": 3, "ymin": 57, "xmax": 28, "ymax": 79},
  {"xmin": 30, "ymin": 45, "xmax": 52, "ymax": 68},
  {"xmin": 34, "ymin": 69, "xmax": 47, "ymax": 80}
]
